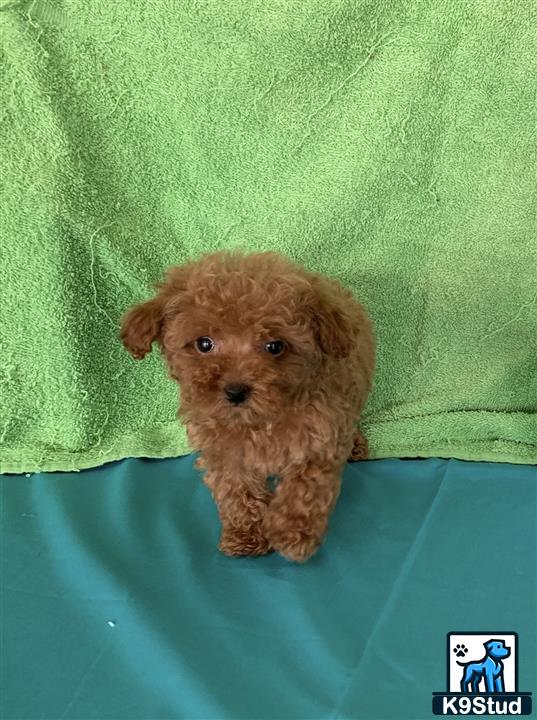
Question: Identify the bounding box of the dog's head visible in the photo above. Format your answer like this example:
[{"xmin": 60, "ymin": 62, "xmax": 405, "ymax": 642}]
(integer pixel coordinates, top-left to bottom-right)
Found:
[
  {"xmin": 121, "ymin": 251, "xmax": 359, "ymax": 426},
  {"xmin": 484, "ymin": 640, "xmax": 510, "ymax": 660}
]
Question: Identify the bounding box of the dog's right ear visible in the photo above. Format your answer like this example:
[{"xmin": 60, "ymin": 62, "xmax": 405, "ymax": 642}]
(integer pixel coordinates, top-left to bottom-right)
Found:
[
  {"xmin": 120, "ymin": 296, "xmax": 164, "ymax": 360},
  {"xmin": 121, "ymin": 264, "xmax": 191, "ymax": 359}
]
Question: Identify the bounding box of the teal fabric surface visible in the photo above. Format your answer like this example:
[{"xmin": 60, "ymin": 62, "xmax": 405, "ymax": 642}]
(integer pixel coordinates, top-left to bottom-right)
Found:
[{"xmin": 2, "ymin": 457, "xmax": 536, "ymax": 719}]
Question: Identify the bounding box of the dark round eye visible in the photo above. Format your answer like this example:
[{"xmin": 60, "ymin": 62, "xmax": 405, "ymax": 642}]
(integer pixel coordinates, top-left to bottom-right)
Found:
[
  {"xmin": 196, "ymin": 337, "xmax": 214, "ymax": 353},
  {"xmin": 264, "ymin": 340, "xmax": 284, "ymax": 356}
]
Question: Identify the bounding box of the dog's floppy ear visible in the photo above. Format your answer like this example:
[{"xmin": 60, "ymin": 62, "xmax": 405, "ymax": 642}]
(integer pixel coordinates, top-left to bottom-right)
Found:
[
  {"xmin": 120, "ymin": 296, "xmax": 165, "ymax": 359},
  {"xmin": 309, "ymin": 276, "xmax": 354, "ymax": 359},
  {"xmin": 121, "ymin": 265, "xmax": 191, "ymax": 359}
]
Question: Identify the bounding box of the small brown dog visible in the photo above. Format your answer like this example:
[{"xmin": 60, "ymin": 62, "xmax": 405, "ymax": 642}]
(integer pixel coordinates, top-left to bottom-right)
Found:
[{"xmin": 121, "ymin": 251, "xmax": 375, "ymax": 562}]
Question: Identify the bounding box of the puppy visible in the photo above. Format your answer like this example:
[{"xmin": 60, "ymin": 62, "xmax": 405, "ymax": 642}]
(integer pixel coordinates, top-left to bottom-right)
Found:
[{"xmin": 121, "ymin": 251, "xmax": 375, "ymax": 562}]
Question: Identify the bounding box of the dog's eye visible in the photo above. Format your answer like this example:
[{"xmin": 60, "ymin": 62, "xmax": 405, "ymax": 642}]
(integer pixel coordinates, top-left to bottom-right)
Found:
[
  {"xmin": 196, "ymin": 337, "xmax": 214, "ymax": 353},
  {"xmin": 264, "ymin": 340, "xmax": 284, "ymax": 356}
]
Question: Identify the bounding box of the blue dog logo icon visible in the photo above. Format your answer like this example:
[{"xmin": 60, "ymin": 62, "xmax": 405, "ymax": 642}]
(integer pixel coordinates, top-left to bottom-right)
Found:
[
  {"xmin": 457, "ymin": 639, "xmax": 510, "ymax": 693},
  {"xmin": 432, "ymin": 632, "xmax": 533, "ymax": 715}
]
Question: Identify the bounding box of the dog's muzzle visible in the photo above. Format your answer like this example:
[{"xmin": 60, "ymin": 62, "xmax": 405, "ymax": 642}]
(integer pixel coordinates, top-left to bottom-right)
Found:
[{"xmin": 224, "ymin": 383, "xmax": 251, "ymax": 405}]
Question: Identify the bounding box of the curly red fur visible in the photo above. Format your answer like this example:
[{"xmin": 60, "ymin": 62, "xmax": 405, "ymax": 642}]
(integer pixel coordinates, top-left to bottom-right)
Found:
[{"xmin": 121, "ymin": 251, "xmax": 375, "ymax": 562}]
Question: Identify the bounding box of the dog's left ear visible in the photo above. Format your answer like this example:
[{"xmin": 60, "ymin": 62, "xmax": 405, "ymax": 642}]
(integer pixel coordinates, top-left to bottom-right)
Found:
[{"xmin": 309, "ymin": 276, "xmax": 354, "ymax": 359}]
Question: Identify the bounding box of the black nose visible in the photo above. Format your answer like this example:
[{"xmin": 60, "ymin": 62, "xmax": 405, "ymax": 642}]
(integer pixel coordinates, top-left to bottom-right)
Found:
[{"xmin": 224, "ymin": 383, "xmax": 251, "ymax": 405}]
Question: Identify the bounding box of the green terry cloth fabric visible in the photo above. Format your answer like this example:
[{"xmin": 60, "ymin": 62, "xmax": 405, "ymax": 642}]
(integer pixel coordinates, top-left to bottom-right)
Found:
[
  {"xmin": 1, "ymin": 1, "xmax": 536, "ymax": 472},
  {"xmin": 1, "ymin": 457, "xmax": 536, "ymax": 719}
]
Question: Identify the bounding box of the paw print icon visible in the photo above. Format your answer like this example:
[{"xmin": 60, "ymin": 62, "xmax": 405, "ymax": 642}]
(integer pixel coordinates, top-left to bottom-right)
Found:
[{"xmin": 453, "ymin": 643, "xmax": 468, "ymax": 658}]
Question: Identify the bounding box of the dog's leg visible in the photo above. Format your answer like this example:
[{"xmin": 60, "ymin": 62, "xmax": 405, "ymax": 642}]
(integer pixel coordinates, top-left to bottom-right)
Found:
[
  {"xmin": 204, "ymin": 470, "xmax": 272, "ymax": 557},
  {"xmin": 494, "ymin": 674, "xmax": 504, "ymax": 693},
  {"xmin": 262, "ymin": 461, "xmax": 341, "ymax": 562},
  {"xmin": 347, "ymin": 430, "xmax": 369, "ymax": 462},
  {"xmin": 484, "ymin": 669, "xmax": 497, "ymax": 693},
  {"xmin": 461, "ymin": 667, "xmax": 473, "ymax": 693}
]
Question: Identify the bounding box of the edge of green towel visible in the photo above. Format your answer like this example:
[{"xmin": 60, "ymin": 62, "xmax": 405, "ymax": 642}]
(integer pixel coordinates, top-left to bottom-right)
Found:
[
  {"xmin": 0, "ymin": 423, "xmax": 188, "ymax": 474},
  {"xmin": 1, "ymin": 410, "xmax": 535, "ymax": 473}
]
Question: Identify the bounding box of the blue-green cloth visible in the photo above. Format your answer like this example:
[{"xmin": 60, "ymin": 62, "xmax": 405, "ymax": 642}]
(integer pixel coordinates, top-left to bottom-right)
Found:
[{"xmin": 2, "ymin": 457, "xmax": 536, "ymax": 719}]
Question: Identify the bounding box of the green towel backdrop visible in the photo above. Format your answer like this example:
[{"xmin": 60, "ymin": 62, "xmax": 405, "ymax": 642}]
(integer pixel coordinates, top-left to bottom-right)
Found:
[{"xmin": 1, "ymin": 1, "xmax": 535, "ymax": 471}]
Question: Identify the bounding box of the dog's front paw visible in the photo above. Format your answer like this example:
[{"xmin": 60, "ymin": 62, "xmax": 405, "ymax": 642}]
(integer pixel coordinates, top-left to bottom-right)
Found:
[
  {"xmin": 263, "ymin": 514, "xmax": 323, "ymax": 562},
  {"xmin": 219, "ymin": 527, "xmax": 272, "ymax": 557},
  {"xmin": 269, "ymin": 530, "xmax": 321, "ymax": 563}
]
